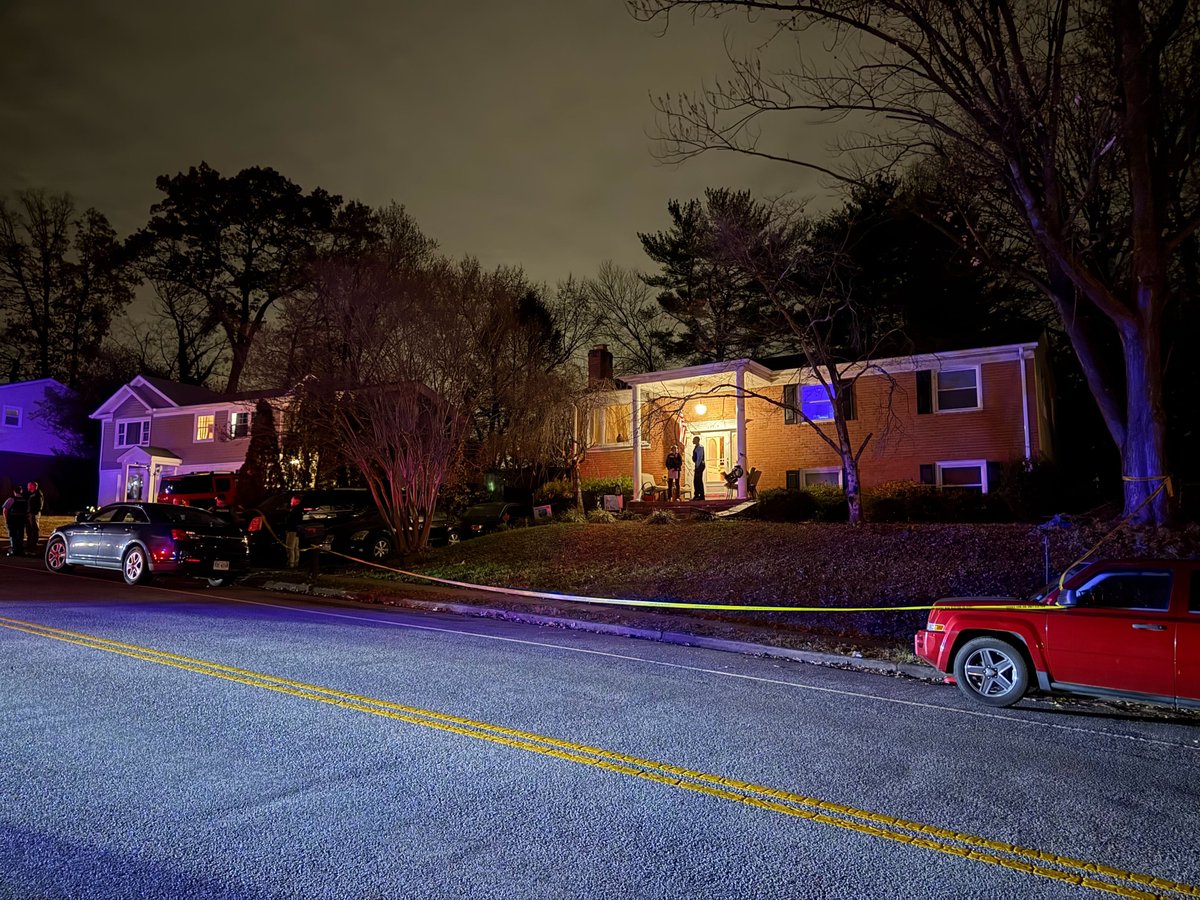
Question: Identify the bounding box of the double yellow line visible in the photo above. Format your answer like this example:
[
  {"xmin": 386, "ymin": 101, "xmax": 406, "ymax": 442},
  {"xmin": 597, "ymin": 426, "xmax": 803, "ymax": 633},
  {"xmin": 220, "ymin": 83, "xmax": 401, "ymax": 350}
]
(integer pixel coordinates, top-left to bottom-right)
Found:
[{"xmin": 2, "ymin": 614, "xmax": 1195, "ymax": 899}]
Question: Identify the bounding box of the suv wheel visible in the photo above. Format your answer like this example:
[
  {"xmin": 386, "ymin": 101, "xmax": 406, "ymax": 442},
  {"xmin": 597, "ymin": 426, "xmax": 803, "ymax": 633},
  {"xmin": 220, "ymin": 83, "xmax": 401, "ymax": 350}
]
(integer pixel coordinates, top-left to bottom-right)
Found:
[
  {"xmin": 367, "ymin": 532, "xmax": 394, "ymax": 561},
  {"xmin": 953, "ymin": 637, "xmax": 1029, "ymax": 707}
]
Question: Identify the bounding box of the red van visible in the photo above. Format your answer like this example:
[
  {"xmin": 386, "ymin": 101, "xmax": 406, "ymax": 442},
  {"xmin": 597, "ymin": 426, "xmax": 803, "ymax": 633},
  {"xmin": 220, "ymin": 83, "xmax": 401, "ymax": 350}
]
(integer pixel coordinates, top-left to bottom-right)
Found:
[{"xmin": 156, "ymin": 472, "xmax": 240, "ymax": 509}]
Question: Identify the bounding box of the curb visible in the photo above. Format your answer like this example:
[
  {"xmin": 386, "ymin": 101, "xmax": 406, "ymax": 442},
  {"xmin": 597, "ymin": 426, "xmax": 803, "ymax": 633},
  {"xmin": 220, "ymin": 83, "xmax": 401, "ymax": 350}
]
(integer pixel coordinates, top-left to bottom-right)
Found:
[{"xmin": 258, "ymin": 579, "xmax": 939, "ymax": 682}]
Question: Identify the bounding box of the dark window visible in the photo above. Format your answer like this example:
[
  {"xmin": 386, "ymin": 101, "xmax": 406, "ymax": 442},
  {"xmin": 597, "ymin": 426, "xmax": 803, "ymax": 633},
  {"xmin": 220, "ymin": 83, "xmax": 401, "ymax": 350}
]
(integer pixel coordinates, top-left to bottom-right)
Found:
[
  {"xmin": 1190, "ymin": 572, "xmax": 1200, "ymax": 612},
  {"xmin": 935, "ymin": 368, "xmax": 980, "ymax": 411},
  {"xmin": 783, "ymin": 384, "xmax": 798, "ymax": 425},
  {"xmin": 214, "ymin": 477, "xmax": 232, "ymax": 492},
  {"xmin": 785, "ymin": 470, "xmax": 800, "ymax": 491},
  {"xmin": 89, "ymin": 506, "xmax": 122, "ymax": 523},
  {"xmin": 155, "ymin": 505, "xmax": 226, "ymax": 526},
  {"xmin": 1075, "ymin": 571, "xmax": 1172, "ymax": 611}
]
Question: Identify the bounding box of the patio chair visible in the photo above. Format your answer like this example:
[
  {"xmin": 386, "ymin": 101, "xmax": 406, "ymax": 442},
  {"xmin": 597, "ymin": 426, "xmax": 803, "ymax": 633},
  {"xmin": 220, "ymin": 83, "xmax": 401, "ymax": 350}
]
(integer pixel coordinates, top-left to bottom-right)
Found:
[{"xmin": 746, "ymin": 467, "xmax": 762, "ymax": 500}]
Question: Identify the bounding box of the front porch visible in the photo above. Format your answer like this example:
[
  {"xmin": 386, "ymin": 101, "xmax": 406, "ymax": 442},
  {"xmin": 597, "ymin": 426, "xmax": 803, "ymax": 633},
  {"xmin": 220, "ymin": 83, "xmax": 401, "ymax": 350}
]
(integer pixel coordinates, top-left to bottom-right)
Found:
[{"xmin": 627, "ymin": 497, "xmax": 752, "ymax": 517}]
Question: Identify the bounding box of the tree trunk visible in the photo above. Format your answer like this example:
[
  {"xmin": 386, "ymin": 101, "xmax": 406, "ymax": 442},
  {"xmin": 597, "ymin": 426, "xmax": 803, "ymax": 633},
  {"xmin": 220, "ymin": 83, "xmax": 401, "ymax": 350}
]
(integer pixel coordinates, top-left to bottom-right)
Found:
[
  {"xmin": 843, "ymin": 457, "xmax": 862, "ymax": 525},
  {"xmin": 1120, "ymin": 320, "xmax": 1170, "ymax": 525}
]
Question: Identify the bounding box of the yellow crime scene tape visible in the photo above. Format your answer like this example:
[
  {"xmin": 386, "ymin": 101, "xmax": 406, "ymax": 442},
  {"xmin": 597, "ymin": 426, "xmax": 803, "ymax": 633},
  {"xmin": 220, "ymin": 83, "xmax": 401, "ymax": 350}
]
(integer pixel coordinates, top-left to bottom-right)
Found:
[
  {"xmin": 251, "ymin": 472, "xmax": 1170, "ymax": 616},
  {"xmin": 1, "ymin": 614, "xmax": 1196, "ymax": 899}
]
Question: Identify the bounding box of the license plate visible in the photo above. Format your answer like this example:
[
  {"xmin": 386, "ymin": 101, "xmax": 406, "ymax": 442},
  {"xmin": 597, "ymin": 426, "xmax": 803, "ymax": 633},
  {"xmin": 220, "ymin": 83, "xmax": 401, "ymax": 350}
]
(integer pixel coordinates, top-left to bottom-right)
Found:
[{"xmin": 213, "ymin": 560, "xmax": 230, "ymax": 571}]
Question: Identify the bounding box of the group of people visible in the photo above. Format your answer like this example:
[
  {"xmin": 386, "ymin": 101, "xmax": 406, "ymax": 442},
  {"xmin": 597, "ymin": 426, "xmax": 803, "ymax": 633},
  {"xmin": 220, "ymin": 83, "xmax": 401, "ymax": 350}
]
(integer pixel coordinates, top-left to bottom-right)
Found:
[
  {"xmin": 662, "ymin": 437, "xmax": 743, "ymax": 503},
  {"xmin": 3, "ymin": 481, "xmax": 45, "ymax": 557}
]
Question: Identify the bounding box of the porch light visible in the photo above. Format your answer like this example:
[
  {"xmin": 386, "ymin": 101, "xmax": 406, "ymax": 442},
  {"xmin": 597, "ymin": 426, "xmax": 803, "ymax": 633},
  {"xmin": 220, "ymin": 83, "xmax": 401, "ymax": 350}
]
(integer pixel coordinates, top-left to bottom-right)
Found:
[{"xmin": 694, "ymin": 403, "xmax": 707, "ymax": 416}]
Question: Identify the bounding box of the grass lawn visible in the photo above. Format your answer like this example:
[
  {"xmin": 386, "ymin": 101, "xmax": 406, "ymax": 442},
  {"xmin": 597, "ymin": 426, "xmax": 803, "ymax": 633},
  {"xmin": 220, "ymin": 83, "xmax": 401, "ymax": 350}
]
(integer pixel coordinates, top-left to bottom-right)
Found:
[{"xmin": 333, "ymin": 517, "xmax": 1200, "ymax": 645}]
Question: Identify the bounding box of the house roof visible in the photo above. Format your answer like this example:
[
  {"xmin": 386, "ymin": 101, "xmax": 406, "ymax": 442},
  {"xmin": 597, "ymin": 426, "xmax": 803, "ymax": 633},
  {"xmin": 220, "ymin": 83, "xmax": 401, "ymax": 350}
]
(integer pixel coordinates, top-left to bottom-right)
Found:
[{"xmin": 90, "ymin": 375, "xmax": 294, "ymax": 419}]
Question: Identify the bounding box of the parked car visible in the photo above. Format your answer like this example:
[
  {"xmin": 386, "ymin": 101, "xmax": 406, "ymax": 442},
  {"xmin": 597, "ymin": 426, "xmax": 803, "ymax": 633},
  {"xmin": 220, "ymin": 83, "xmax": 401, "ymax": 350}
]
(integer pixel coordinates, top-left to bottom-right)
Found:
[
  {"xmin": 320, "ymin": 509, "xmax": 460, "ymax": 561},
  {"xmin": 459, "ymin": 501, "xmax": 529, "ymax": 538},
  {"xmin": 914, "ymin": 559, "xmax": 1200, "ymax": 709},
  {"xmin": 157, "ymin": 471, "xmax": 241, "ymax": 508},
  {"xmin": 246, "ymin": 489, "xmax": 459, "ymax": 562},
  {"xmin": 44, "ymin": 502, "xmax": 249, "ymax": 587}
]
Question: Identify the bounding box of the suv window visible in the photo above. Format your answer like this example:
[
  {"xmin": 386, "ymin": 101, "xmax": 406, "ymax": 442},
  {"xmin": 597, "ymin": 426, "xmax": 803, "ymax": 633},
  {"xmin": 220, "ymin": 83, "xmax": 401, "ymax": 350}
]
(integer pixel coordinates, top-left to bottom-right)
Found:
[
  {"xmin": 1075, "ymin": 571, "xmax": 1172, "ymax": 611},
  {"xmin": 1191, "ymin": 571, "xmax": 1200, "ymax": 613}
]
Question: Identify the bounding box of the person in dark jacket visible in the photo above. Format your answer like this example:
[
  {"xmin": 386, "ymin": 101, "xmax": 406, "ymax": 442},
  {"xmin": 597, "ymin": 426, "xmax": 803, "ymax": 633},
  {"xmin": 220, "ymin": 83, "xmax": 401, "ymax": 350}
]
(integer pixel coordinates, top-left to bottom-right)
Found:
[
  {"xmin": 25, "ymin": 480, "xmax": 44, "ymax": 556},
  {"xmin": 285, "ymin": 495, "xmax": 304, "ymax": 569},
  {"xmin": 4, "ymin": 486, "xmax": 27, "ymax": 557},
  {"xmin": 664, "ymin": 444, "xmax": 683, "ymax": 501}
]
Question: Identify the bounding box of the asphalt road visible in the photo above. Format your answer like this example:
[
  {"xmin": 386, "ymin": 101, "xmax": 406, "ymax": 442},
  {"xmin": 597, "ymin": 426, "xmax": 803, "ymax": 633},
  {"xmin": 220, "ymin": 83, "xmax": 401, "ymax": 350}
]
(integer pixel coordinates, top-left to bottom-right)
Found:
[{"xmin": 2, "ymin": 558, "xmax": 1198, "ymax": 900}]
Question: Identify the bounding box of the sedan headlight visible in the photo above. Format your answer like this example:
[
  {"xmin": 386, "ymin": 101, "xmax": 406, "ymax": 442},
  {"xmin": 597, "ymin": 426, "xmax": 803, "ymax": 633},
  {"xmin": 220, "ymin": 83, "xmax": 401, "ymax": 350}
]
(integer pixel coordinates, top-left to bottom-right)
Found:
[{"xmin": 350, "ymin": 530, "xmax": 369, "ymax": 541}]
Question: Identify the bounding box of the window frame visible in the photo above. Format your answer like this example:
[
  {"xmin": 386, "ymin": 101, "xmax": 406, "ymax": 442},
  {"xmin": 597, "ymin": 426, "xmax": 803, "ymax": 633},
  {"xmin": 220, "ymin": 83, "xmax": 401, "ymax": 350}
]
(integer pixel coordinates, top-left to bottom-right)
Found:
[
  {"xmin": 115, "ymin": 417, "xmax": 151, "ymax": 448},
  {"xmin": 229, "ymin": 410, "xmax": 253, "ymax": 439},
  {"xmin": 589, "ymin": 403, "xmax": 650, "ymax": 449},
  {"xmin": 799, "ymin": 384, "xmax": 836, "ymax": 422},
  {"xmin": 802, "ymin": 467, "xmax": 843, "ymax": 488},
  {"xmin": 2, "ymin": 406, "xmax": 21, "ymax": 428},
  {"xmin": 933, "ymin": 365, "xmax": 982, "ymax": 413},
  {"xmin": 935, "ymin": 459, "xmax": 988, "ymax": 493},
  {"xmin": 1072, "ymin": 570, "xmax": 1173, "ymax": 612},
  {"xmin": 194, "ymin": 413, "xmax": 216, "ymax": 443}
]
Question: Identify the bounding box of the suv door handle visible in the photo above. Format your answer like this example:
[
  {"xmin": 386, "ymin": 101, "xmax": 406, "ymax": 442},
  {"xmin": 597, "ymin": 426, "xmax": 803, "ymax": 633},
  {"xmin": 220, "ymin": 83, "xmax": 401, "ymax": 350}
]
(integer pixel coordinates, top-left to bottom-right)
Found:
[{"xmin": 1131, "ymin": 623, "xmax": 1166, "ymax": 631}]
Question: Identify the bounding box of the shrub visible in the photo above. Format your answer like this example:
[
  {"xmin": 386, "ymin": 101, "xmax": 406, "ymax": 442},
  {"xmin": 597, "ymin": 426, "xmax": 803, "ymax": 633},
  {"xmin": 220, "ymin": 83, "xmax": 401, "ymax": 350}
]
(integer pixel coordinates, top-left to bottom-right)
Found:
[
  {"xmin": 535, "ymin": 479, "xmax": 575, "ymax": 504},
  {"xmin": 861, "ymin": 480, "xmax": 1011, "ymax": 523},
  {"xmin": 581, "ymin": 475, "xmax": 634, "ymax": 511},
  {"xmin": 748, "ymin": 487, "xmax": 848, "ymax": 522},
  {"xmin": 646, "ymin": 509, "xmax": 678, "ymax": 525},
  {"xmin": 558, "ymin": 508, "xmax": 588, "ymax": 524},
  {"xmin": 586, "ymin": 508, "xmax": 616, "ymax": 524}
]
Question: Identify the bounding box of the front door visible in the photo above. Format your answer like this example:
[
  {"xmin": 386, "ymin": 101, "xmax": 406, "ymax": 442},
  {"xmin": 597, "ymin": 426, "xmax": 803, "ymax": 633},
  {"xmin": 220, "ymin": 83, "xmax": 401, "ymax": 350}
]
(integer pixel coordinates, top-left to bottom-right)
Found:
[
  {"xmin": 698, "ymin": 430, "xmax": 734, "ymax": 488},
  {"xmin": 125, "ymin": 466, "xmax": 147, "ymax": 502}
]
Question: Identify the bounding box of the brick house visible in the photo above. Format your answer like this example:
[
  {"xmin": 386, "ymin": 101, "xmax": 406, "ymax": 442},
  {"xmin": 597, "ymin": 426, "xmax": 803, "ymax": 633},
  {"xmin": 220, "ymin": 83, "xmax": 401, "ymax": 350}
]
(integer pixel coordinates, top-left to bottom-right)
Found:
[
  {"xmin": 576, "ymin": 342, "xmax": 1053, "ymax": 500},
  {"xmin": 89, "ymin": 375, "xmax": 286, "ymax": 506}
]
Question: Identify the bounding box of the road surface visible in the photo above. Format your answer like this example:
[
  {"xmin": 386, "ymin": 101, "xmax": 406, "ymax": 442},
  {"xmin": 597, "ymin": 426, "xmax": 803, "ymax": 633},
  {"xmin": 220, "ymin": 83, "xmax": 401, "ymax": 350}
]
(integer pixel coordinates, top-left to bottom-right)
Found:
[{"xmin": 2, "ymin": 558, "xmax": 1197, "ymax": 899}]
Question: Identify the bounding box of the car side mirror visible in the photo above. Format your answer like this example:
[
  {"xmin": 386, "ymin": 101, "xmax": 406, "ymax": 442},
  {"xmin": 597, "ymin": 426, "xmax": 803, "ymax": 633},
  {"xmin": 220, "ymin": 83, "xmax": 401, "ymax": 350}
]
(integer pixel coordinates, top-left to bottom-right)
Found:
[
  {"xmin": 74, "ymin": 511, "xmax": 90, "ymax": 523},
  {"xmin": 1058, "ymin": 588, "xmax": 1077, "ymax": 607}
]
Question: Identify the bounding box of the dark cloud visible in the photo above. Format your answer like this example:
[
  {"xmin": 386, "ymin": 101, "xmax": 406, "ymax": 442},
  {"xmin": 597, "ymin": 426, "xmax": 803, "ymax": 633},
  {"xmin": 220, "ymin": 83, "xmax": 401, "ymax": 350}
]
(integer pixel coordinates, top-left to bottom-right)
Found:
[{"xmin": 0, "ymin": 0, "xmax": 837, "ymax": 287}]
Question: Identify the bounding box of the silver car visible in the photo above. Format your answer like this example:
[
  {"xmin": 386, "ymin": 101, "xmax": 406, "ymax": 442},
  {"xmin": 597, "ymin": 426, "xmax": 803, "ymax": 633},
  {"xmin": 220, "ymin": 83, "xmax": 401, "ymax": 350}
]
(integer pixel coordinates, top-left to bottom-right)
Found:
[{"xmin": 45, "ymin": 502, "xmax": 250, "ymax": 586}]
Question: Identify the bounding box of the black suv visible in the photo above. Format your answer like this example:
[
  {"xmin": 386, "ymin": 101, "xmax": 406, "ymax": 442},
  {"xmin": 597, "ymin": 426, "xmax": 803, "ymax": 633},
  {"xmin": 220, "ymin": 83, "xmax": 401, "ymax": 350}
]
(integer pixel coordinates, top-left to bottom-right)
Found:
[{"xmin": 246, "ymin": 489, "xmax": 458, "ymax": 563}]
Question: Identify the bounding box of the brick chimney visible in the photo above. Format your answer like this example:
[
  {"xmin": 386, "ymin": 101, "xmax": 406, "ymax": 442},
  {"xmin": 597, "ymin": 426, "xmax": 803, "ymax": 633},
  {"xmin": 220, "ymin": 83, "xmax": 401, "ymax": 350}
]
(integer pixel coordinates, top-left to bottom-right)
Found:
[{"xmin": 587, "ymin": 344, "xmax": 614, "ymax": 387}]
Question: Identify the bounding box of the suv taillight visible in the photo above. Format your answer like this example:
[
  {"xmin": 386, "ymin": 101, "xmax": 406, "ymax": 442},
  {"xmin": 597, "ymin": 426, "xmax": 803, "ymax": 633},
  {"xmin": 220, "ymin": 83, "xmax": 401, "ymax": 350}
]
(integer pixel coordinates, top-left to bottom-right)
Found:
[{"xmin": 247, "ymin": 516, "xmax": 263, "ymax": 532}]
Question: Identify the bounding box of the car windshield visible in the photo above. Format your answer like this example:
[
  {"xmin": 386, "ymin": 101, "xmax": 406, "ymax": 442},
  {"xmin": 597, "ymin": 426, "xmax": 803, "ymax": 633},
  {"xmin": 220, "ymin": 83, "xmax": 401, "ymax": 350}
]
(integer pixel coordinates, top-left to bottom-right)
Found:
[{"xmin": 1025, "ymin": 563, "xmax": 1091, "ymax": 602}]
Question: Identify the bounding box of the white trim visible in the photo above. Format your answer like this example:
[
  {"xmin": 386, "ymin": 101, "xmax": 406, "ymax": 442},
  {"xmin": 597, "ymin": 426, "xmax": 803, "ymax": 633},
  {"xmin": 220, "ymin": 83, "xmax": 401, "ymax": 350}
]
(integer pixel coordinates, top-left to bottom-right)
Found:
[
  {"xmin": 935, "ymin": 459, "xmax": 989, "ymax": 492},
  {"xmin": 90, "ymin": 384, "xmax": 150, "ymax": 420},
  {"xmin": 621, "ymin": 358, "xmax": 773, "ymax": 387},
  {"xmin": 2, "ymin": 405, "xmax": 21, "ymax": 428},
  {"xmin": 933, "ymin": 364, "xmax": 982, "ymax": 413},
  {"xmin": 1018, "ymin": 349, "xmax": 1031, "ymax": 459},
  {"xmin": 769, "ymin": 342, "xmax": 1038, "ymax": 385}
]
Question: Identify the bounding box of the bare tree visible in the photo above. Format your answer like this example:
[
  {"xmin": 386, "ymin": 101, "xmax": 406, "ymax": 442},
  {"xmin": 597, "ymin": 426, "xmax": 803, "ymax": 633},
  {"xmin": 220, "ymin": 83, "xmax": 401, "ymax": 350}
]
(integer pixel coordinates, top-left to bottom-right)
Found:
[
  {"xmin": 0, "ymin": 190, "xmax": 135, "ymax": 386},
  {"xmin": 584, "ymin": 260, "xmax": 675, "ymax": 373},
  {"xmin": 630, "ymin": 0, "xmax": 1200, "ymax": 524},
  {"xmin": 123, "ymin": 278, "xmax": 227, "ymax": 385}
]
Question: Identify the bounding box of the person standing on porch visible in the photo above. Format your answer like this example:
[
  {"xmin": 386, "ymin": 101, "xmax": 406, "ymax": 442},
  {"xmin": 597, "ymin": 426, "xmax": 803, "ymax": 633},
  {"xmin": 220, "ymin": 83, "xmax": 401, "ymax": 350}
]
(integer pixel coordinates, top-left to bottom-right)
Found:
[
  {"xmin": 691, "ymin": 436, "xmax": 706, "ymax": 501},
  {"xmin": 665, "ymin": 444, "xmax": 683, "ymax": 501}
]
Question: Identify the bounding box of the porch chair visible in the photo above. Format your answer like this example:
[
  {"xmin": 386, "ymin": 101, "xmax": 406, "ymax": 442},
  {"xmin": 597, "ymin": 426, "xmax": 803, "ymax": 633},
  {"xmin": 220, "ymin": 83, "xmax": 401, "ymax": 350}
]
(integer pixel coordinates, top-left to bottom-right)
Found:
[{"xmin": 746, "ymin": 467, "xmax": 762, "ymax": 500}]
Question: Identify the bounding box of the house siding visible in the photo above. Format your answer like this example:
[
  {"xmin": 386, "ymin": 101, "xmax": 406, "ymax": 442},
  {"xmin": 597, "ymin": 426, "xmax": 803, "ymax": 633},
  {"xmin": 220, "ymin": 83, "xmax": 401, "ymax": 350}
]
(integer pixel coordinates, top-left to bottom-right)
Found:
[{"xmin": 577, "ymin": 349, "xmax": 1045, "ymax": 494}]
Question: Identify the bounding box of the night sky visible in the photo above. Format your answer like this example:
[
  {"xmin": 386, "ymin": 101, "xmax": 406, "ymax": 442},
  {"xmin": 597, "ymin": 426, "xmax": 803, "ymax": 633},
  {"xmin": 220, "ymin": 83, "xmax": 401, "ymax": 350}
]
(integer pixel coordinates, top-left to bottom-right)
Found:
[{"xmin": 0, "ymin": 0, "xmax": 835, "ymax": 289}]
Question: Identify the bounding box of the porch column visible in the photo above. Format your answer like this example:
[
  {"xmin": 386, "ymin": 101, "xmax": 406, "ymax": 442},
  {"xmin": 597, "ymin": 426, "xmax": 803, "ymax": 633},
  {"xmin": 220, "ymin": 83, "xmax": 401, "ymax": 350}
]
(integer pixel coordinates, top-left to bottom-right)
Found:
[
  {"xmin": 631, "ymin": 383, "xmax": 642, "ymax": 498},
  {"xmin": 735, "ymin": 367, "xmax": 747, "ymax": 499}
]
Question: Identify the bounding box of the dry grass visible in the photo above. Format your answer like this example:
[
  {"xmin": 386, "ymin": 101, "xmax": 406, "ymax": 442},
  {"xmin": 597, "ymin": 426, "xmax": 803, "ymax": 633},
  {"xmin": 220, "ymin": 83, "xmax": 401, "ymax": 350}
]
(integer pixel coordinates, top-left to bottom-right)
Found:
[{"xmin": 344, "ymin": 518, "xmax": 1200, "ymax": 643}]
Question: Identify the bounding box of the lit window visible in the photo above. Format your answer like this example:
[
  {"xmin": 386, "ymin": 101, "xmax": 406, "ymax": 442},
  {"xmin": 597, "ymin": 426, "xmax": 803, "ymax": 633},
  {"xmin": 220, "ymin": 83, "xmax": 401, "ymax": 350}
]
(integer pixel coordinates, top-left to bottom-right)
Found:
[
  {"xmin": 2, "ymin": 406, "xmax": 20, "ymax": 427},
  {"xmin": 936, "ymin": 461, "xmax": 986, "ymax": 493},
  {"xmin": 116, "ymin": 419, "xmax": 151, "ymax": 448},
  {"xmin": 800, "ymin": 384, "xmax": 835, "ymax": 422},
  {"xmin": 195, "ymin": 414, "xmax": 215, "ymax": 442},
  {"xmin": 230, "ymin": 411, "xmax": 253, "ymax": 439},
  {"xmin": 935, "ymin": 368, "xmax": 980, "ymax": 411},
  {"xmin": 591, "ymin": 404, "xmax": 631, "ymax": 445}
]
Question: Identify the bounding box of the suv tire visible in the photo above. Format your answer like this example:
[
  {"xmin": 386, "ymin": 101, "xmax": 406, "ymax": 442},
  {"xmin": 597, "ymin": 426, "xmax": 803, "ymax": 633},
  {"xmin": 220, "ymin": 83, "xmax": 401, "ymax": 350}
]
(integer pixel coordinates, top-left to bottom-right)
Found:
[{"xmin": 953, "ymin": 636, "xmax": 1029, "ymax": 708}]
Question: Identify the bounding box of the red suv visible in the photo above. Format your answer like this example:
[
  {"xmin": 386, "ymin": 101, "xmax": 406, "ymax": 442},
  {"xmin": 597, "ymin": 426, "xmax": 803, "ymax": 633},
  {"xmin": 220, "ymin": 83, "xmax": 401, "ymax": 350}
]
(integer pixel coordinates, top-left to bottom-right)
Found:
[{"xmin": 914, "ymin": 559, "xmax": 1200, "ymax": 709}]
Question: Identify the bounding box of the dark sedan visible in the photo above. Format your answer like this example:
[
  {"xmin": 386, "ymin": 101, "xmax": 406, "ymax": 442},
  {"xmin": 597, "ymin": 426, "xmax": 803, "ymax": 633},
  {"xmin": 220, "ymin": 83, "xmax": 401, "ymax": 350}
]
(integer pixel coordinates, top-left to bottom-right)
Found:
[{"xmin": 44, "ymin": 502, "xmax": 250, "ymax": 586}]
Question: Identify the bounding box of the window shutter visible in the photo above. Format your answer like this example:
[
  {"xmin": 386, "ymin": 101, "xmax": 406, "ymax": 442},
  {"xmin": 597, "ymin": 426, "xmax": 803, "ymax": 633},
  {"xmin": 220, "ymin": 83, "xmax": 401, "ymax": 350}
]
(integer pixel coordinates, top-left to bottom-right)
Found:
[
  {"xmin": 986, "ymin": 461, "xmax": 1003, "ymax": 494},
  {"xmin": 838, "ymin": 381, "xmax": 857, "ymax": 421},
  {"xmin": 919, "ymin": 464, "xmax": 935, "ymax": 485},
  {"xmin": 783, "ymin": 384, "xmax": 798, "ymax": 425},
  {"xmin": 785, "ymin": 470, "xmax": 800, "ymax": 491},
  {"xmin": 916, "ymin": 370, "xmax": 933, "ymax": 415}
]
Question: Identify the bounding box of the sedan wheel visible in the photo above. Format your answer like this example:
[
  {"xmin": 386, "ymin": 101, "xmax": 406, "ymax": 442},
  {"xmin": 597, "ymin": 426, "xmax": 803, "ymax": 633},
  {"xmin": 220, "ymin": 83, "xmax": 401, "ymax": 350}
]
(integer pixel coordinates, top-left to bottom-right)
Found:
[
  {"xmin": 45, "ymin": 536, "xmax": 72, "ymax": 573},
  {"xmin": 446, "ymin": 529, "xmax": 460, "ymax": 545},
  {"xmin": 122, "ymin": 546, "xmax": 151, "ymax": 586},
  {"xmin": 953, "ymin": 637, "xmax": 1029, "ymax": 708}
]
